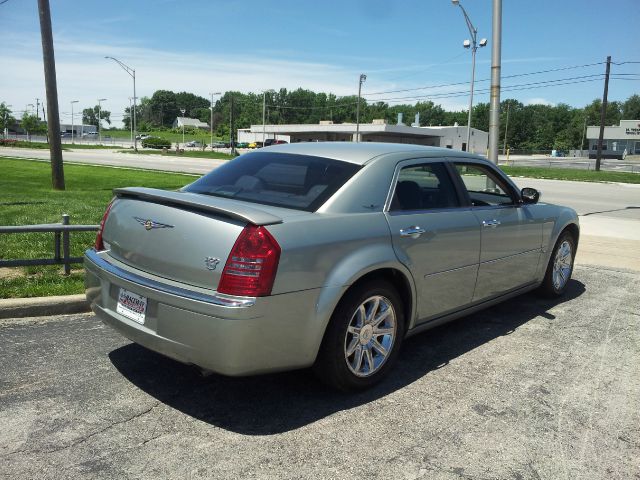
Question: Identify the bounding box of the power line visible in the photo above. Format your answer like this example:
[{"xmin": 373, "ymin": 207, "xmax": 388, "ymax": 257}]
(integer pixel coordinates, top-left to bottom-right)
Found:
[{"xmin": 363, "ymin": 61, "xmax": 606, "ymax": 96}]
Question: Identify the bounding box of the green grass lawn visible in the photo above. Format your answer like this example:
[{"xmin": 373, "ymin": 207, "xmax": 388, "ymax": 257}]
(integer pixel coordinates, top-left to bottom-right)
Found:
[
  {"xmin": 500, "ymin": 166, "xmax": 640, "ymax": 184},
  {"xmin": 117, "ymin": 149, "xmax": 236, "ymax": 160},
  {"xmin": 0, "ymin": 157, "xmax": 196, "ymax": 298}
]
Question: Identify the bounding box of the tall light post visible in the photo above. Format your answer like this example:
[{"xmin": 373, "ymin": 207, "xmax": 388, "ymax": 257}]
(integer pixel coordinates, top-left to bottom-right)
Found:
[
  {"xmin": 2, "ymin": 105, "xmax": 12, "ymax": 138},
  {"xmin": 105, "ymin": 56, "xmax": 137, "ymax": 151},
  {"xmin": 70, "ymin": 100, "xmax": 78, "ymax": 144},
  {"xmin": 452, "ymin": 0, "xmax": 487, "ymax": 153},
  {"xmin": 262, "ymin": 89, "xmax": 275, "ymax": 146},
  {"xmin": 355, "ymin": 73, "xmax": 366, "ymax": 142},
  {"xmin": 97, "ymin": 98, "xmax": 107, "ymax": 143},
  {"xmin": 209, "ymin": 92, "xmax": 221, "ymax": 149},
  {"xmin": 128, "ymin": 97, "xmax": 133, "ymax": 144},
  {"xmin": 180, "ymin": 108, "xmax": 186, "ymax": 146}
]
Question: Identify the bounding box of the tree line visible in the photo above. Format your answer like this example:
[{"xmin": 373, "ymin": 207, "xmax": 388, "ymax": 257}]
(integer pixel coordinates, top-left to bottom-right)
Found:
[
  {"xmin": 121, "ymin": 89, "xmax": 639, "ymax": 151},
  {"xmin": 3, "ymin": 89, "xmax": 639, "ymax": 150}
]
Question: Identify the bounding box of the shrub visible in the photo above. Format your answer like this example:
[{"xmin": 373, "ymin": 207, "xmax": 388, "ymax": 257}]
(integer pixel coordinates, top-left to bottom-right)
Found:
[{"xmin": 141, "ymin": 136, "xmax": 171, "ymax": 149}]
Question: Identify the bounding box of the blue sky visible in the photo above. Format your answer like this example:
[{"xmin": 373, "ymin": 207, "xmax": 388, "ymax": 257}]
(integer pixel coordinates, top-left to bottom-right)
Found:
[{"xmin": 1, "ymin": 0, "xmax": 638, "ymax": 127}]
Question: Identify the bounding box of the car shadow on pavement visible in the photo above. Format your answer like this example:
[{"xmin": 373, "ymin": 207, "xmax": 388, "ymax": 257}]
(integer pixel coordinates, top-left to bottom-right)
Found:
[{"xmin": 108, "ymin": 279, "xmax": 585, "ymax": 435}]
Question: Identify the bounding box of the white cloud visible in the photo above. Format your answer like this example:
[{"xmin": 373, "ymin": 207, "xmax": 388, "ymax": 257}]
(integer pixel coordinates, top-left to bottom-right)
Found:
[{"xmin": 524, "ymin": 97, "xmax": 556, "ymax": 106}]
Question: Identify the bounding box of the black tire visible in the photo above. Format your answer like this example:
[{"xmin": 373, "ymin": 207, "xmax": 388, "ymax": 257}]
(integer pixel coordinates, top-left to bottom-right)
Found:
[
  {"xmin": 540, "ymin": 230, "xmax": 576, "ymax": 297},
  {"xmin": 313, "ymin": 280, "xmax": 405, "ymax": 391}
]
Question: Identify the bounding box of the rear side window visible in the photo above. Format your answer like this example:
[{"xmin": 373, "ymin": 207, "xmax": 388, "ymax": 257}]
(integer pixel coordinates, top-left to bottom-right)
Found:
[
  {"xmin": 183, "ymin": 152, "xmax": 361, "ymax": 211},
  {"xmin": 390, "ymin": 162, "xmax": 459, "ymax": 211}
]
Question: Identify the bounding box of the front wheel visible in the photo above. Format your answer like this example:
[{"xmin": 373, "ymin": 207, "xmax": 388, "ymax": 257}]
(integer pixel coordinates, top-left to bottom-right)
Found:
[
  {"xmin": 540, "ymin": 231, "xmax": 576, "ymax": 297},
  {"xmin": 313, "ymin": 281, "xmax": 405, "ymax": 391}
]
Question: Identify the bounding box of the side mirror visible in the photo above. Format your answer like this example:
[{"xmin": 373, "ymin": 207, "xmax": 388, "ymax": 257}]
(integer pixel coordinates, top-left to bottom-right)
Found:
[{"xmin": 521, "ymin": 187, "xmax": 541, "ymax": 204}]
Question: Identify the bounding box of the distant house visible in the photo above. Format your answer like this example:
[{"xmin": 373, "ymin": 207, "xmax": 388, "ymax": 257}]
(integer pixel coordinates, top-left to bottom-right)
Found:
[{"xmin": 172, "ymin": 117, "xmax": 209, "ymax": 130}]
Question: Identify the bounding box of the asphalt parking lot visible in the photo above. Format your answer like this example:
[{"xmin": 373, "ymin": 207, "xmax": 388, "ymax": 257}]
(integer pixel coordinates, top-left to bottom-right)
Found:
[{"xmin": 1, "ymin": 265, "xmax": 638, "ymax": 479}]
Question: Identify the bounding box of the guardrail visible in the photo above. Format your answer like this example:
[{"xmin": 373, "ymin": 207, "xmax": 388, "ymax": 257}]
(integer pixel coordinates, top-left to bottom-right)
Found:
[{"xmin": 0, "ymin": 214, "xmax": 98, "ymax": 274}]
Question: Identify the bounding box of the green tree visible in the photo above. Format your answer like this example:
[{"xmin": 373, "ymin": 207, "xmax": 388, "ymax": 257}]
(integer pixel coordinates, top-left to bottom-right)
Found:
[
  {"xmin": 0, "ymin": 102, "xmax": 16, "ymax": 136},
  {"xmin": 82, "ymin": 106, "xmax": 111, "ymax": 128},
  {"xmin": 21, "ymin": 113, "xmax": 45, "ymax": 140},
  {"xmin": 622, "ymin": 94, "xmax": 640, "ymax": 119}
]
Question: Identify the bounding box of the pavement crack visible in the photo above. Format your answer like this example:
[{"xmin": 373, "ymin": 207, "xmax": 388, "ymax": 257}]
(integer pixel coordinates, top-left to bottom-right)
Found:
[{"xmin": 39, "ymin": 401, "xmax": 162, "ymax": 455}]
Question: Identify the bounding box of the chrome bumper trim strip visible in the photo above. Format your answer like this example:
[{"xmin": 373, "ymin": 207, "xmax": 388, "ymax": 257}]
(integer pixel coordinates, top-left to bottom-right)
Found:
[{"xmin": 85, "ymin": 249, "xmax": 256, "ymax": 308}]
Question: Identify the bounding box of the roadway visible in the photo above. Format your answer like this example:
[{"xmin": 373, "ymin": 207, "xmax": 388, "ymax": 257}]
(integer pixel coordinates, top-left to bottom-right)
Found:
[{"xmin": 3, "ymin": 146, "xmax": 639, "ymax": 269}]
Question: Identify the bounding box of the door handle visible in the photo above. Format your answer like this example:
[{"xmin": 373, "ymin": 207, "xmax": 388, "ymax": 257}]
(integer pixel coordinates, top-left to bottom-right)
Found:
[
  {"xmin": 400, "ymin": 226, "xmax": 426, "ymax": 238},
  {"xmin": 482, "ymin": 219, "xmax": 501, "ymax": 228}
]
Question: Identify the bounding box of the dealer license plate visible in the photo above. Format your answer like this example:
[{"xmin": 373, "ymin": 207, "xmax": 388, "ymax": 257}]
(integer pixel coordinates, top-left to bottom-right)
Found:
[{"xmin": 116, "ymin": 288, "xmax": 147, "ymax": 324}]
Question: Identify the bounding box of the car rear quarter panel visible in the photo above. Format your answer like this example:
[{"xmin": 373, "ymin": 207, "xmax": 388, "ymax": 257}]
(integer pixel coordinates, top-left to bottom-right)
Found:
[{"xmin": 267, "ymin": 211, "xmax": 417, "ymax": 330}]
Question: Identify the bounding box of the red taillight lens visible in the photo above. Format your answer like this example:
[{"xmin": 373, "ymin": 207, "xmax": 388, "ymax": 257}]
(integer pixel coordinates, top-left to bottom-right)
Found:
[
  {"xmin": 94, "ymin": 199, "xmax": 115, "ymax": 251},
  {"xmin": 217, "ymin": 225, "xmax": 281, "ymax": 297}
]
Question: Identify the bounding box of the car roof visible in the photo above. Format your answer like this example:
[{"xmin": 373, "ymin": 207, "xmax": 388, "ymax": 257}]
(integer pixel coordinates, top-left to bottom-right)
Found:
[{"xmin": 261, "ymin": 141, "xmax": 481, "ymax": 165}]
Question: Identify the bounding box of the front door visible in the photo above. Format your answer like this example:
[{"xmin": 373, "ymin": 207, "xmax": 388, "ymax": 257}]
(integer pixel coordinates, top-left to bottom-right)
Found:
[
  {"xmin": 450, "ymin": 161, "xmax": 543, "ymax": 301},
  {"xmin": 385, "ymin": 160, "xmax": 481, "ymax": 323}
]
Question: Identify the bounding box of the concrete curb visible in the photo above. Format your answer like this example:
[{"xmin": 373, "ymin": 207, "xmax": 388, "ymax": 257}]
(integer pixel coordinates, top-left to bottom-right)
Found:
[{"xmin": 0, "ymin": 294, "xmax": 90, "ymax": 320}]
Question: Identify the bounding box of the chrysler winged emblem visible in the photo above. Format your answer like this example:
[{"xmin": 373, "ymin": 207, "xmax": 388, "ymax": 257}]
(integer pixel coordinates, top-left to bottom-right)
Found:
[{"xmin": 133, "ymin": 217, "xmax": 175, "ymax": 231}]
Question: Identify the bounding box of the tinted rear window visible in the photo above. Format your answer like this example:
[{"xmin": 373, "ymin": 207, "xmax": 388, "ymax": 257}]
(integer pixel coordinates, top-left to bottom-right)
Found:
[{"xmin": 183, "ymin": 152, "xmax": 361, "ymax": 211}]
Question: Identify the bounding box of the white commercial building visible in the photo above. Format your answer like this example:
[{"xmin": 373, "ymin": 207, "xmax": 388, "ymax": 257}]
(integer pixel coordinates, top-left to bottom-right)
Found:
[
  {"xmin": 586, "ymin": 119, "xmax": 640, "ymax": 159},
  {"xmin": 239, "ymin": 120, "xmax": 488, "ymax": 153}
]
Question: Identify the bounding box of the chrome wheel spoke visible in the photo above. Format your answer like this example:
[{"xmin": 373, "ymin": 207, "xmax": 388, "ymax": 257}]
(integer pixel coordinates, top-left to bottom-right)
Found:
[
  {"xmin": 347, "ymin": 325, "xmax": 360, "ymax": 335},
  {"xmin": 346, "ymin": 337, "xmax": 359, "ymax": 356},
  {"xmin": 373, "ymin": 326, "xmax": 394, "ymax": 336},
  {"xmin": 351, "ymin": 345, "xmax": 363, "ymax": 372},
  {"xmin": 371, "ymin": 339, "xmax": 388, "ymax": 357},
  {"xmin": 366, "ymin": 297, "xmax": 380, "ymax": 324},
  {"xmin": 371, "ymin": 308, "xmax": 391, "ymax": 328},
  {"xmin": 364, "ymin": 347, "xmax": 375, "ymax": 372}
]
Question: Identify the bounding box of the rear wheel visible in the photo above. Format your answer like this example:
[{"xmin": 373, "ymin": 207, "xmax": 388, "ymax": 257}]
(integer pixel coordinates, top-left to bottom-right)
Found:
[
  {"xmin": 540, "ymin": 231, "xmax": 576, "ymax": 297},
  {"xmin": 314, "ymin": 281, "xmax": 405, "ymax": 391}
]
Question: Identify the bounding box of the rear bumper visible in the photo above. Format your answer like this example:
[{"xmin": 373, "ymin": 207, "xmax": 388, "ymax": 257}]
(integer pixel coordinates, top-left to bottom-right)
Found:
[{"xmin": 85, "ymin": 249, "xmax": 326, "ymax": 376}]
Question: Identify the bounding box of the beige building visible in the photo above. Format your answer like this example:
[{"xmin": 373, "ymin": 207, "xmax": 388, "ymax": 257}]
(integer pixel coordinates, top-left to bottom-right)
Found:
[
  {"xmin": 240, "ymin": 120, "xmax": 488, "ymax": 153},
  {"xmin": 586, "ymin": 119, "xmax": 640, "ymax": 159}
]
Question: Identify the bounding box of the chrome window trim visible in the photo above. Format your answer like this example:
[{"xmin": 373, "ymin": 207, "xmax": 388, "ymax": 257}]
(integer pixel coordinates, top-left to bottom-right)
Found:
[{"xmin": 85, "ymin": 249, "xmax": 256, "ymax": 308}]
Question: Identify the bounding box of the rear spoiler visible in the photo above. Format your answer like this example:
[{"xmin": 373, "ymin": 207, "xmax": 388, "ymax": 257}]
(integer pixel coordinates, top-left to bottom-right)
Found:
[{"xmin": 114, "ymin": 187, "xmax": 283, "ymax": 226}]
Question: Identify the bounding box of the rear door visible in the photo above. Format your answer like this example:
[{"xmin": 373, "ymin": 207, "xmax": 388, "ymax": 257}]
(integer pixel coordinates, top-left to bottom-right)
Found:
[
  {"xmin": 384, "ymin": 159, "xmax": 481, "ymax": 323},
  {"xmin": 449, "ymin": 160, "xmax": 543, "ymax": 301}
]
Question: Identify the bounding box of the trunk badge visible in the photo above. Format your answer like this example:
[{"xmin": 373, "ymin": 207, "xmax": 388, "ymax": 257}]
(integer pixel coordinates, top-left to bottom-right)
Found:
[
  {"xmin": 133, "ymin": 217, "xmax": 175, "ymax": 231},
  {"xmin": 205, "ymin": 257, "xmax": 220, "ymax": 270}
]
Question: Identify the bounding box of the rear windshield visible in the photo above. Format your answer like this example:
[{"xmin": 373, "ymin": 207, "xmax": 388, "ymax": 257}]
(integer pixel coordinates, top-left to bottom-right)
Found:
[{"xmin": 183, "ymin": 152, "xmax": 361, "ymax": 211}]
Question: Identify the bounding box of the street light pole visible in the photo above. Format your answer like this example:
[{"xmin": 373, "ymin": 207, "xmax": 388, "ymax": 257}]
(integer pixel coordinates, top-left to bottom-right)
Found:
[
  {"xmin": 105, "ymin": 56, "xmax": 137, "ymax": 151},
  {"xmin": 97, "ymin": 98, "xmax": 106, "ymax": 143},
  {"xmin": 210, "ymin": 92, "xmax": 221, "ymax": 149},
  {"xmin": 452, "ymin": 0, "xmax": 487, "ymax": 153},
  {"xmin": 70, "ymin": 100, "xmax": 78, "ymax": 144},
  {"xmin": 356, "ymin": 74, "xmax": 366, "ymax": 142}
]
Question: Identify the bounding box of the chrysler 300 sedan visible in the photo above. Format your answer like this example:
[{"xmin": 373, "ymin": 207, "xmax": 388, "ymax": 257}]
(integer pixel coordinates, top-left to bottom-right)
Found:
[{"xmin": 85, "ymin": 143, "xmax": 579, "ymax": 391}]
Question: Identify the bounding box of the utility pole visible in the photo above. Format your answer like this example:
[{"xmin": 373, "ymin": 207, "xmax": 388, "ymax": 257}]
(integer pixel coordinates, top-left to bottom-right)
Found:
[
  {"xmin": 580, "ymin": 116, "xmax": 587, "ymax": 155},
  {"xmin": 210, "ymin": 92, "xmax": 220, "ymax": 149},
  {"xmin": 502, "ymin": 101, "xmax": 510, "ymax": 154},
  {"xmin": 487, "ymin": 0, "xmax": 502, "ymax": 164},
  {"xmin": 36, "ymin": 98, "xmax": 40, "ymax": 120},
  {"xmin": 230, "ymin": 94, "xmax": 236, "ymax": 155},
  {"xmin": 37, "ymin": 0, "xmax": 64, "ymax": 190},
  {"xmin": 595, "ymin": 56, "xmax": 611, "ymax": 172}
]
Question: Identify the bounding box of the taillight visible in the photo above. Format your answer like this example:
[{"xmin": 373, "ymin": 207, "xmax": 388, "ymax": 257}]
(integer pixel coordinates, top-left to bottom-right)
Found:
[
  {"xmin": 217, "ymin": 225, "xmax": 281, "ymax": 297},
  {"xmin": 94, "ymin": 199, "xmax": 115, "ymax": 251}
]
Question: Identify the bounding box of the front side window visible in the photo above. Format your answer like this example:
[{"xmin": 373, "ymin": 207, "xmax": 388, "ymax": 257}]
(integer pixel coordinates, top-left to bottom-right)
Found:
[
  {"xmin": 184, "ymin": 152, "xmax": 361, "ymax": 211},
  {"xmin": 454, "ymin": 163, "xmax": 515, "ymax": 207},
  {"xmin": 390, "ymin": 162, "xmax": 459, "ymax": 211}
]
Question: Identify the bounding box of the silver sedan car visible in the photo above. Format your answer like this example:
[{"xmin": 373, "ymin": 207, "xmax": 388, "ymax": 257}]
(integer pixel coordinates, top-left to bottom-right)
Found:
[{"xmin": 85, "ymin": 143, "xmax": 579, "ymax": 390}]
